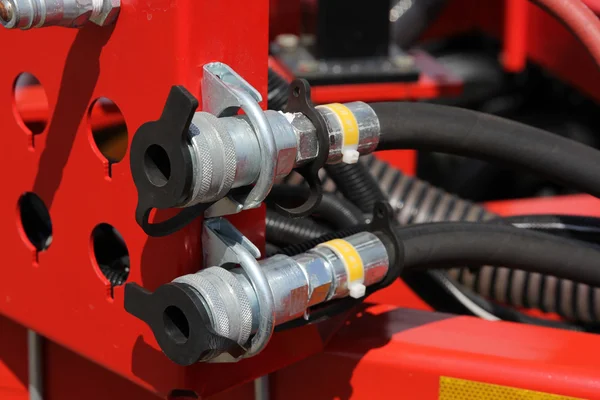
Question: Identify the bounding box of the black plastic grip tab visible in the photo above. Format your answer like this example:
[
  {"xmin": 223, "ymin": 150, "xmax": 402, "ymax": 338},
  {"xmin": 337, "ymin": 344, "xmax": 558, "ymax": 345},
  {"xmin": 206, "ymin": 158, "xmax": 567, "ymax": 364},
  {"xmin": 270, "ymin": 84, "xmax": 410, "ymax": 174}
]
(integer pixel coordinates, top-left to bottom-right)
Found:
[
  {"xmin": 125, "ymin": 282, "xmax": 240, "ymax": 365},
  {"xmin": 274, "ymin": 80, "xmax": 330, "ymax": 218},
  {"xmin": 130, "ymin": 86, "xmax": 210, "ymax": 237}
]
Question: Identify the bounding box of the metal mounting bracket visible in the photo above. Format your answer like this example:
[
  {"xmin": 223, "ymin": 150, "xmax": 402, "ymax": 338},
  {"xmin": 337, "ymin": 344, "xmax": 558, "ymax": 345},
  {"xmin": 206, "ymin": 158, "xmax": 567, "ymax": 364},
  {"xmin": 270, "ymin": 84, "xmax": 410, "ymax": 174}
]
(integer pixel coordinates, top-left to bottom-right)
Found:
[
  {"xmin": 203, "ymin": 62, "xmax": 277, "ymax": 217},
  {"xmin": 202, "ymin": 218, "xmax": 275, "ymax": 359}
]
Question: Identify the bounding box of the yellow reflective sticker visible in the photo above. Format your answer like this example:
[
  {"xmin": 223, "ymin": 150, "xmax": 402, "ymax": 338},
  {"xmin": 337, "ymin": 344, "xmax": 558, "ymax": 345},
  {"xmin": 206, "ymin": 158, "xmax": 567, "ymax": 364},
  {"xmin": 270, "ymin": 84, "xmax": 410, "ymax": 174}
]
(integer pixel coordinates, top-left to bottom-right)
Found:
[{"xmin": 439, "ymin": 377, "xmax": 584, "ymax": 400}]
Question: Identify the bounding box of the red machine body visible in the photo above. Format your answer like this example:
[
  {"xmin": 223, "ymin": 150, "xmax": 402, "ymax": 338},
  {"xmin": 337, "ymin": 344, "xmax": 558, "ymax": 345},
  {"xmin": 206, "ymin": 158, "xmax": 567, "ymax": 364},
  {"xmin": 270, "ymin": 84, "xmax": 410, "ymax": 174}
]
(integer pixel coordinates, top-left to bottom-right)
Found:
[{"xmin": 2, "ymin": 0, "xmax": 600, "ymax": 399}]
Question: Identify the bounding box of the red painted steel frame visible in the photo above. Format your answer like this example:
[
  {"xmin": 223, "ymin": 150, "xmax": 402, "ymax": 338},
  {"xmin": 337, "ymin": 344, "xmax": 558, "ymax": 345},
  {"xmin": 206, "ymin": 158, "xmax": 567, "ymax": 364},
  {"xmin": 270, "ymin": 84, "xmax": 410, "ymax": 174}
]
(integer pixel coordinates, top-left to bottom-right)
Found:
[
  {"xmin": 4, "ymin": 0, "xmax": 600, "ymax": 398},
  {"xmin": 271, "ymin": 304, "xmax": 600, "ymax": 400},
  {"xmin": 0, "ymin": 2, "xmax": 341, "ymax": 398},
  {"xmin": 500, "ymin": 0, "xmax": 600, "ymax": 102}
]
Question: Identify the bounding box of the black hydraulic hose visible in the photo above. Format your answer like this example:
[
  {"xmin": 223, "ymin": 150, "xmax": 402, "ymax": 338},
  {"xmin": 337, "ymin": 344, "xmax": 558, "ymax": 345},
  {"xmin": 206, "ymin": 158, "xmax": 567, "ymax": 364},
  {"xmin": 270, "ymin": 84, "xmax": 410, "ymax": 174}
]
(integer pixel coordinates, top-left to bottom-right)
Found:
[
  {"xmin": 503, "ymin": 214, "xmax": 600, "ymax": 246},
  {"xmin": 266, "ymin": 210, "xmax": 330, "ymax": 246},
  {"xmin": 396, "ymin": 222, "xmax": 600, "ymax": 287},
  {"xmin": 425, "ymin": 269, "xmax": 586, "ymax": 331},
  {"xmin": 324, "ymin": 162, "xmax": 387, "ymax": 214},
  {"xmin": 267, "ymin": 225, "xmax": 367, "ymax": 257},
  {"xmin": 371, "ymin": 102, "xmax": 600, "ymax": 198},
  {"xmin": 265, "ymin": 242, "xmax": 282, "ymax": 256},
  {"xmin": 271, "ymin": 219, "xmax": 600, "ymax": 316},
  {"xmin": 365, "ymin": 157, "xmax": 600, "ymax": 322},
  {"xmin": 268, "ymin": 185, "xmax": 364, "ymax": 228},
  {"xmin": 467, "ymin": 214, "xmax": 600, "ymax": 322}
]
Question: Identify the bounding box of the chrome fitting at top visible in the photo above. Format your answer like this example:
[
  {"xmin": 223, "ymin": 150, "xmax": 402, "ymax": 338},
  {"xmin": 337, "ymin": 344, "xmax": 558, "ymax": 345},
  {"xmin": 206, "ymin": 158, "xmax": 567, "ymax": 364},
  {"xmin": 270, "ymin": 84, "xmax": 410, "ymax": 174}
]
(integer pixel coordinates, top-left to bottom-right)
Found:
[
  {"xmin": 0, "ymin": 0, "xmax": 119, "ymax": 29},
  {"xmin": 129, "ymin": 62, "xmax": 381, "ymax": 236},
  {"xmin": 189, "ymin": 64, "xmax": 380, "ymax": 217}
]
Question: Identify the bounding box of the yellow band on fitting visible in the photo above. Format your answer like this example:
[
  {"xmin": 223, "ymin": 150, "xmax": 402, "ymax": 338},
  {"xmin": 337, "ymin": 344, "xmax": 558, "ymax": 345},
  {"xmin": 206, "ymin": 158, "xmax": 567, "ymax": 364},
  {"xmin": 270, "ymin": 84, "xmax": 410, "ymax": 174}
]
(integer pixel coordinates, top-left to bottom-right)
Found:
[
  {"xmin": 317, "ymin": 239, "xmax": 364, "ymax": 283},
  {"xmin": 321, "ymin": 103, "xmax": 360, "ymax": 148}
]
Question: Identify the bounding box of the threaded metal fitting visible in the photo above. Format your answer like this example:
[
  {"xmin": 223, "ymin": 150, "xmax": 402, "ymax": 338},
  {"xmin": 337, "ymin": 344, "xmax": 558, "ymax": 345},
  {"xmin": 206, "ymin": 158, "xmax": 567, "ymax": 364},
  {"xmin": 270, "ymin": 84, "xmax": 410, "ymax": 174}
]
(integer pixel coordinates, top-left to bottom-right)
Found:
[
  {"xmin": 183, "ymin": 110, "xmax": 297, "ymax": 207},
  {"xmin": 172, "ymin": 230, "xmax": 389, "ymax": 361},
  {"xmin": 0, "ymin": 0, "xmax": 119, "ymax": 29}
]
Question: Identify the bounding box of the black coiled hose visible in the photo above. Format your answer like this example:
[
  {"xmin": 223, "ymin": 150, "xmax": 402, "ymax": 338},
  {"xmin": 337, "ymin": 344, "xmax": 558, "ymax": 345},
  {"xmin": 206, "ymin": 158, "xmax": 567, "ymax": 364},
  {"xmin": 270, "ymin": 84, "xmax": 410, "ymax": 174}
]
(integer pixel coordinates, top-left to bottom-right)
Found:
[
  {"xmin": 268, "ymin": 185, "xmax": 364, "ymax": 229},
  {"xmin": 366, "ymin": 156, "xmax": 600, "ymax": 323},
  {"xmin": 324, "ymin": 162, "xmax": 387, "ymax": 214},
  {"xmin": 266, "ymin": 210, "xmax": 330, "ymax": 246},
  {"xmin": 267, "ymin": 68, "xmax": 290, "ymax": 111}
]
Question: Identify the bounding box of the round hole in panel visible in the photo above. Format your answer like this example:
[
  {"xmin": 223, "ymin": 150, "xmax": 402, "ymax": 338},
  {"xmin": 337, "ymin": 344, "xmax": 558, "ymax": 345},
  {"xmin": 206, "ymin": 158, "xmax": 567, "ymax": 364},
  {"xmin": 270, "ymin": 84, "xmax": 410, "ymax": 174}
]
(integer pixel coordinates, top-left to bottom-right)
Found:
[
  {"xmin": 17, "ymin": 192, "xmax": 52, "ymax": 252},
  {"xmin": 91, "ymin": 223, "xmax": 130, "ymax": 295},
  {"xmin": 13, "ymin": 73, "xmax": 50, "ymax": 140},
  {"xmin": 88, "ymin": 98, "xmax": 128, "ymax": 175}
]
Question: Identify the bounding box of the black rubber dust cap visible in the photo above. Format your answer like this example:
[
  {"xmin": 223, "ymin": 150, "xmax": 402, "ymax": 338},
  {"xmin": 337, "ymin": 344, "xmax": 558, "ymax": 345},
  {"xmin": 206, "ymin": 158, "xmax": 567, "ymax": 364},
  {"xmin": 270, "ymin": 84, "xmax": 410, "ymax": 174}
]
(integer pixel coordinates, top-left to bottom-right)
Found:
[
  {"xmin": 129, "ymin": 86, "xmax": 213, "ymax": 237},
  {"xmin": 125, "ymin": 282, "xmax": 231, "ymax": 365}
]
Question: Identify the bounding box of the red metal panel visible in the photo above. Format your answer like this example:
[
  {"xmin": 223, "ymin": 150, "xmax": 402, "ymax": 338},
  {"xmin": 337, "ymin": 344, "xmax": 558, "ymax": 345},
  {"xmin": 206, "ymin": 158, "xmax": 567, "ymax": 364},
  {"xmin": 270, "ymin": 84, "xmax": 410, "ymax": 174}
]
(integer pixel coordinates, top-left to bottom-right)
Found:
[
  {"xmin": 0, "ymin": 315, "xmax": 28, "ymax": 400},
  {"xmin": 375, "ymin": 150, "xmax": 416, "ymax": 176},
  {"xmin": 269, "ymin": 0, "xmax": 301, "ymax": 39},
  {"xmin": 486, "ymin": 194, "xmax": 600, "ymax": 217},
  {"xmin": 502, "ymin": 0, "xmax": 529, "ymax": 72},
  {"xmin": 0, "ymin": 315, "xmax": 256, "ymax": 400},
  {"xmin": 522, "ymin": 2, "xmax": 600, "ymax": 102},
  {"xmin": 0, "ymin": 1, "xmax": 333, "ymax": 397},
  {"xmin": 422, "ymin": 0, "xmax": 505, "ymax": 41},
  {"xmin": 272, "ymin": 304, "xmax": 600, "ymax": 399}
]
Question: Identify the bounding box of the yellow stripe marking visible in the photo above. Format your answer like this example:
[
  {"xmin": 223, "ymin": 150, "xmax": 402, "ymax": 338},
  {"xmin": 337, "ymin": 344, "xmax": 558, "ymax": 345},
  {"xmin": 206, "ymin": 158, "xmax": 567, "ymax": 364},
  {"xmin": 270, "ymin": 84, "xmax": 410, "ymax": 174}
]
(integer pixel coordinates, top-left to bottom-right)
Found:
[
  {"xmin": 318, "ymin": 239, "xmax": 364, "ymax": 282},
  {"xmin": 322, "ymin": 103, "xmax": 360, "ymax": 147}
]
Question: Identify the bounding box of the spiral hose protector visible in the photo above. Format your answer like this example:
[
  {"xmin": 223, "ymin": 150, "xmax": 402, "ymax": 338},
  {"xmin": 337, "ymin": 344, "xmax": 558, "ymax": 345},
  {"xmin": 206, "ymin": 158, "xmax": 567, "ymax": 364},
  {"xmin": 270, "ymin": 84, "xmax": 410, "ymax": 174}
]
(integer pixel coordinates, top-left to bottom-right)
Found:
[
  {"xmin": 267, "ymin": 68, "xmax": 289, "ymax": 111},
  {"xmin": 266, "ymin": 210, "xmax": 331, "ymax": 246},
  {"xmin": 364, "ymin": 155, "xmax": 600, "ymax": 323},
  {"xmin": 324, "ymin": 162, "xmax": 387, "ymax": 214},
  {"xmin": 267, "ymin": 225, "xmax": 367, "ymax": 257},
  {"xmin": 268, "ymin": 185, "xmax": 364, "ymax": 229}
]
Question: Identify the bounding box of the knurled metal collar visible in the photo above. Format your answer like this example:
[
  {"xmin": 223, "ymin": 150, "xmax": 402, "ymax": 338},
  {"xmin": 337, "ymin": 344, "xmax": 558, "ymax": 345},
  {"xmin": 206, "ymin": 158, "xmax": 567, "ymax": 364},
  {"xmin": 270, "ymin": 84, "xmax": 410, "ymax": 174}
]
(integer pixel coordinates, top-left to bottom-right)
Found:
[
  {"xmin": 202, "ymin": 62, "xmax": 277, "ymax": 210},
  {"xmin": 185, "ymin": 113, "xmax": 237, "ymax": 205}
]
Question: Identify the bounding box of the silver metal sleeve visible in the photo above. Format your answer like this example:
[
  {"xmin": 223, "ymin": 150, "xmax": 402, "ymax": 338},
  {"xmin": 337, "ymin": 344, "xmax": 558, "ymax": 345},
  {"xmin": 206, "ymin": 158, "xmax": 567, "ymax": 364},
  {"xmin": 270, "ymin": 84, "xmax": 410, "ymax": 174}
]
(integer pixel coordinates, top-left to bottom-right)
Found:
[
  {"xmin": 309, "ymin": 231, "xmax": 389, "ymax": 300},
  {"xmin": 234, "ymin": 231, "xmax": 389, "ymax": 326},
  {"xmin": 290, "ymin": 102, "xmax": 380, "ymax": 165},
  {"xmin": 171, "ymin": 231, "xmax": 389, "ymax": 361},
  {"xmin": 182, "ymin": 102, "xmax": 379, "ymax": 206},
  {"xmin": 1, "ymin": 0, "xmax": 119, "ymax": 29},
  {"xmin": 185, "ymin": 111, "xmax": 297, "ymax": 206}
]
